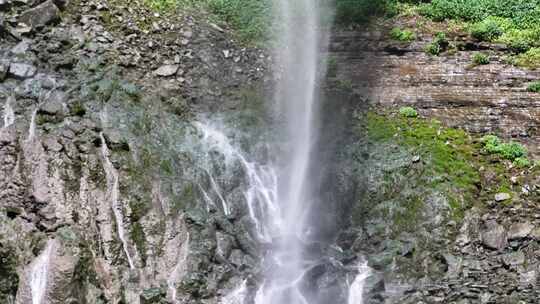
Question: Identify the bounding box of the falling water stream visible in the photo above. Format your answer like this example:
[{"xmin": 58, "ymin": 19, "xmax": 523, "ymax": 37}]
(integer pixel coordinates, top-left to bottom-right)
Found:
[
  {"xmin": 3, "ymin": 95, "xmax": 15, "ymax": 128},
  {"xmin": 30, "ymin": 240, "xmax": 55, "ymax": 304},
  {"xmin": 100, "ymin": 131, "xmax": 135, "ymax": 269}
]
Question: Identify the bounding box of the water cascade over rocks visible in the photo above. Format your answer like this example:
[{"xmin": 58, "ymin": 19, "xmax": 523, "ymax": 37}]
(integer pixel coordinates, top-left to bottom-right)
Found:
[
  {"xmin": 3, "ymin": 95, "xmax": 15, "ymax": 128},
  {"xmin": 348, "ymin": 261, "xmax": 371, "ymax": 304},
  {"xmin": 30, "ymin": 240, "xmax": 55, "ymax": 304},
  {"xmin": 99, "ymin": 131, "xmax": 135, "ymax": 269}
]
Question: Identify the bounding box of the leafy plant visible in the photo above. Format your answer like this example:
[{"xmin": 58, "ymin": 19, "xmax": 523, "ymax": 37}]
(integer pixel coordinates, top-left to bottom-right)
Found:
[
  {"xmin": 425, "ymin": 32, "xmax": 448, "ymax": 55},
  {"xmin": 399, "ymin": 106, "xmax": 418, "ymax": 118},
  {"xmin": 470, "ymin": 16, "xmax": 511, "ymax": 41},
  {"xmin": 482, "ymin": 135, "xmax": 528, "ymax": 160},
  {"xmin": 390, "ymin": 27, "xmax": 416, "ymax": 42},
  {"xmin": 472, "ymin": 53, "xmax": 490, "ymax": 65},
  {"xmin": 514, "ymin": 47, "xmax": 540, "ymax": 69},
  {"xmin": 513, "ymin": 157, "xmax": 530, "ymax": 168},
  {"xmin": 527, "ymin": 81, "xmax": 540, "ymax": 92}
]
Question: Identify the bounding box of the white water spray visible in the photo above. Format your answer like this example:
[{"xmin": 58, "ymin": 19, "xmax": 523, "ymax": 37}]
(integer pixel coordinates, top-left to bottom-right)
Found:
[
  {"xmin": 347, "ymin": 261, "xmax": 371, "ymax": 304},
  {"xmin": 255, "ymin": 0, "xmax": 323, "ymax": 303},
  {"xmin": 195, "ymin": 122, "xmax": 281, "ymax": 242},
  {"xmin": 221, "ymin": 280, "xmax": 248, "ymax": 304},
  {"xmin": 30, "ymin": 240, "xmax": 55, "ymax": 304},
  {"xmin": 100, "ymin": 132, "xmax": 135, "ymax": 269},
  {"xmin": 27, "ymin": 109, "xmax": 38, "ymax": 141},
  {"xmin": 3, "ymin": 95, "xmax": 15, "ymax": 128}
]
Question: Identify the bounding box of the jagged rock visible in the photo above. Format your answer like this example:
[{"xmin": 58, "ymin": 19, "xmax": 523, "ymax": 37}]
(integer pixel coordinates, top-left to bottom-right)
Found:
[
  {"xmin": 10, "ymin": 40, "xmax": 31, "ymax": 55},
  {"xmin": 153, "ymin": 64, "xmax": 179, "ymax": 77},
  {"xmin": 507, "ymin": 222, "xmax": 534, "ymax": 240},
  {"xmin": 442, "ymin": 253, "xmax": 462, "ymax": 278},
  {"xmin": 215, "ymin": 232, "xmax": 234, "ymax": 261},
  {"xmin": 0, "ymin": 61, "xmax": 8, "ymax": 81},
  {"xmin": 501, "ymin": 251, "xmax": 525, "ymax": 266},
  {"xmin": 494, "ymin": 193, "xmax": 511, "ymax": 202},
  {"xmin": 140, "ymin": 287, "xmax": 166, "ymax": 304},
  {"xmin": 481, "ymin": 221, "xmax": 507, "ymax": 250},
  {"xmin": 8, "ymin": 62, "xmax": 36, "ymax": 79},
  {"xmin": 19, "ymin": 0, "xmax": 60, "ymax": 29}
]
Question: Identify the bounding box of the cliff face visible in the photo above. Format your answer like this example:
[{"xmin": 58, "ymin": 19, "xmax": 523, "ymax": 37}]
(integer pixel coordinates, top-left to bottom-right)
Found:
[
  {"xmin": 328, "ymin": 26, "xmax": 540, "ymax": 303},
  {"xmin": 329, "ymin": 30, "xmax": 540, "ymax": 157},
  {"xmin": 1, "ymin": 0, "xmax": 540, "ymax": 303},
  {"xmin": 0, "ymin": 0, "xmax": 270, "ymax": 302}
]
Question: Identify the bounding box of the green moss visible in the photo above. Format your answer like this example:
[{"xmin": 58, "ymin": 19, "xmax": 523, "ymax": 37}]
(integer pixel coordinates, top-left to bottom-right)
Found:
[
  {"xmin": 399, "ymin": 106, "xmax": 418, "ymax": 117},
  {"xmin": 366, "ymin": 111, "xmax": 481, "ymax": 218},
  {"xmin": 390, "ymin": 27, "xmax": 416, "ymax": 42},
  {"xmin": 130, "ymin": 222, "xmax": 147, "ymax": 266}
]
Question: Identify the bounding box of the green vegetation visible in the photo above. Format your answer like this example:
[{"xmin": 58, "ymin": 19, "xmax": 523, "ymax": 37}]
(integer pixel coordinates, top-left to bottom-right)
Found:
[
  {"xmin": 527, "ymin": 81, "xmax": 540, "ymax": 92},
  {"xmin": 366, "ymin": 111, "xmax": 480, "ymax": 219},
  {"xmin": 482, "ymin": 134, "xmax": 529, "ymax": 166},
  {"xmin": 334, "ymin": 0, "xmax": 398, "ymax": 25},
  {"xmin": 390, "ymin": 27, "xmax": 416, "ymax": 42},
  {"xmin": 472, "ymin": 53, "xmax": 490, "ymax": 65},
  {"xmin": 425, "ymin": 32, "xmax": 448, "ymax": 55},
  {"xmin": 399, "ymin": 106, "xmax": 418, "ymax": 117},
  {"xmin": 514, "ymin": 48, "xmax": 540, "ymax": 69},
  {"xmin": 470, "ymin": 16, "xmax": 511, "ymax": 41}
]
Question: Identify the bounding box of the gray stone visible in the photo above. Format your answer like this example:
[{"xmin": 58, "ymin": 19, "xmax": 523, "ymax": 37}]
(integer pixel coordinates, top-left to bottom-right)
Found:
[
  {"xmin": 507, "ymin": 222, "xmax": 534, "ymax": 240},
  {"xmin": 215, "ymin": 232, "xmax": 234, "ymax": 261},
  {"xmin": 442, "ymin": 253, "xmax": 462, "ymax": 278},
  {"xmin": 494, "ymin": 192, "xmax": 511, "ymax": 202},
  {"xmin": 8, "ymin": 63, "xmax": 36, "ymax": 79},
  {"xmin": 10, "ymin": 40, "xmax": 31, "ymax": 55},
  {"xmin": 501, "ymin": 251, "xmax": 525, "ymax": 266},
  {"xmin": 19, "ymin": 0, "xmax": 60, "ymax": 29},
  {"xmin": 153, "ymin": 64, "xmax": 179, "ymax": 77},
  {"xmin": 481, "ymin": 221, "xmax": 507, "ymax": 250},
  {"xmin": 0, "ymin": 61, "xmax": 8, "ymax": 81}
]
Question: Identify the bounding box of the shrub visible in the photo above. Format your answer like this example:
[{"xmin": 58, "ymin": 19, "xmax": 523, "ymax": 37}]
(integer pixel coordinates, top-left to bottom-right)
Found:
[
  {"xmin": 472, "ymin": 53, "xmax": 490, "ymax": 65},
  {"xmin": 499, "ymin": 28, "xmax": 540, "ymax": 52},
  {"xmin": 482, "ymin": 135, "xmax": 528, "ymax": 160},
  {"xmin": 527, "ymin": 81, "xmax": 540, "ymax": 92},
  {"xmin": 470, "ymin": 19, "xmax": 502, "ymax": 41},
  {"xmin": 513, "ymin": 157, "xmax": 530, "ymax": 168},
  {"xmin": 399, "ymin": 106, "xmax": 418, "ymax": 118},
  {"xmin": 390, "ymin": 27, "xmax": 416, "ymax": 42},
  {"xmin": 425, "ymin": 32, "xmax": 448, "ymax": 55},
  {"xmin": 515, "ymin": 48, "xmax": 540, "ymax": 69},
  {"xmin": 335, "ymin": 0, "xmax": 398, "ymax": 25}
]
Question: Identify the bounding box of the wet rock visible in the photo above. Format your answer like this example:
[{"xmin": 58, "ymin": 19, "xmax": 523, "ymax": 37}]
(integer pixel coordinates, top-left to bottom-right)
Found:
[
  {"xmin": 10, "ymin": 40, "xmax": 31, "ymax": 55},
  {"xmin": 19, "ymin": 0, "xmax": 60, "ymax": 29},
  {"xmin": 507, "ymin": 222, "xmax": 534, "ymax": 240},
  {"xmin": 8, "ymin": 62, "xmax": 36, "ymax": 79},
  {"xmin": 153, "ymin": 64, "xmax": 179, "ymax": 77},
  {"xmin": 494, "ymin": 193, "xmax": 511, "ymax": 202},
  {"xmin": 215, "ymin": 232, "xmax": 234, "ymax": 261},
  {"xmin": 140, "ymin": 287, "xmax": 166, "ymax": 304},
  {"xmin": 501, "ymin": 251, "xmax": 525, "ymax": 266},
  {"xmin": 442, "ymin": 253, "xmax": 462, "ymax": 278},
  {"xmin": 481, "ymin": 221, "xmax": 507, "ymax": 250},
  {"xmin": 0, "ymin": 61, "xmax": 8, "ymax": 81}
]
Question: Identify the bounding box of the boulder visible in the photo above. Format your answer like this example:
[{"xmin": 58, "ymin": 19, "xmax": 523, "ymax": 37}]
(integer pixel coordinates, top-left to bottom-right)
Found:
[
  {"xmin": 481, "ymin": 221, "xmax": 507, "ymax": 250},
  {"xmin": 494, "ymin": 193, "xmax": 511, "ymax": 202},
  {"xmin": 501, "ymin": 251, "xmax": 525, "ymax": 266},
  {"xmin": 18, "ymin": 0, "xmax": 60, "ymax": 29},
  {"xmin": 153, "ymin": 64, "xmax": 179, "ymax": 77},
  {"xmin": 8, "ymin": 63, "xmax": 36, "ymax": 79},
  {"xmin": 507, "ymin": 222, "xmax": 534, "ymax": 240}
]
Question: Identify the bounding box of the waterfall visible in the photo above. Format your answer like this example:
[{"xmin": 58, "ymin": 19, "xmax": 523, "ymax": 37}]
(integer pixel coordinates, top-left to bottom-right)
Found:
[
  {"xmin": 99, "ymin": 132, "xmax": 135, "ymax": 269},
  {"xmin": 254, "ymin": 0, "xmax": 324, "ymax": 303},
  {"xmin": 27, "ymin": 109, "xmax": 38, "ymax": 141},
  {"xmin": 221, "ymin": 280, "xmax": 248, "ymax": 304},
  {"xmin": 3, "ymin": 95, "xmax": 15, "ymax": 128},
  {"xmin": 30, "ymin": 240, "xmax": 55, "ymax": 304},
  {"xmin": 347, "ymin": 261, "xmax": 371, "ymax": 304}
]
